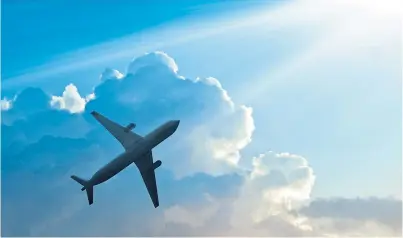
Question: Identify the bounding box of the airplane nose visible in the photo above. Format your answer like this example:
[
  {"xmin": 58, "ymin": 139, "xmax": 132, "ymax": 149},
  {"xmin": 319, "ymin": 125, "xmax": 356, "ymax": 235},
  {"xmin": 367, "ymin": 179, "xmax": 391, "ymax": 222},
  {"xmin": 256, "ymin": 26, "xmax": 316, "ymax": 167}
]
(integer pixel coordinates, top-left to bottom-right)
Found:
[{"xmin": 173, "ymin": 120, "xmax": 180, "ymax": 127}]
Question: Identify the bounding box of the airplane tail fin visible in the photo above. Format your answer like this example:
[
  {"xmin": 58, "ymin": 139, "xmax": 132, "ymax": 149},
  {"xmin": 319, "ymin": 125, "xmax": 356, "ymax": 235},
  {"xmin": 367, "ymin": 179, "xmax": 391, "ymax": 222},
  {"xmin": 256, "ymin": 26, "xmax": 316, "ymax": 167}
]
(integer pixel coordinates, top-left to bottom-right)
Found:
[{"xmin": 71, "ymin": 175, "xmax": 94, "ymax": 205}]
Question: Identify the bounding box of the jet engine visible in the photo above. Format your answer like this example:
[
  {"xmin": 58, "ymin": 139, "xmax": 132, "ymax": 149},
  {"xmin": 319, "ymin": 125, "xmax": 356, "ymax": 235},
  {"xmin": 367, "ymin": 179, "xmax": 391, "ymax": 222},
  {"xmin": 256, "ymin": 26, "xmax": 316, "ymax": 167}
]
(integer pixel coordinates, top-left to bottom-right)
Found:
[
  {"xmin": 124, "ymin": 123, "xmax": 136, "ymax": 132},
  {"xmin": 153, "ymin": 160, "xmax": 162, "ymax": 170}
]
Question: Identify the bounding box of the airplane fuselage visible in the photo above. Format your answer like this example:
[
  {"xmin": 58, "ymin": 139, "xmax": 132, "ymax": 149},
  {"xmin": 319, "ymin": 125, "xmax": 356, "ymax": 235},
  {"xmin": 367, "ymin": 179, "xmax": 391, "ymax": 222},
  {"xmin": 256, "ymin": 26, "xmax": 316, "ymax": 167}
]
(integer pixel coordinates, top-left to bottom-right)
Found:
[{"xmin": 89, "ymin": 120, "xmax": 180, "ymax": 186}]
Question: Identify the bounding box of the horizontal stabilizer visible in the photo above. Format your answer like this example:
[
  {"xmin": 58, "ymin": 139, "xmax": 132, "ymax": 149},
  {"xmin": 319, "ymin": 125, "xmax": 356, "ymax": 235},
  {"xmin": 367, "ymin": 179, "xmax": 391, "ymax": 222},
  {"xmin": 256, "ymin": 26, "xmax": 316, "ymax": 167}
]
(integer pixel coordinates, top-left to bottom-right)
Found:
[
  {"xmin": 71, "ymin": 175, "xmax": 88, "ymax": 187},
  {"xmin": 71, "ymin": 175, "xmax": 94, "ymax": 205}
]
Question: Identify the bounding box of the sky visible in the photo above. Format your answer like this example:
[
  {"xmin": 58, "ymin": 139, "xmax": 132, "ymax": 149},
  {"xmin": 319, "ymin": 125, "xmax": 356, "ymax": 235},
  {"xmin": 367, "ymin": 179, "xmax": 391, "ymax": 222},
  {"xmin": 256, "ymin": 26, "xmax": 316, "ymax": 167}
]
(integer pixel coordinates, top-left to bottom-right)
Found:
[{"xmin": 1, "ymin": 0, "xmax": 402, "ymax": 236}]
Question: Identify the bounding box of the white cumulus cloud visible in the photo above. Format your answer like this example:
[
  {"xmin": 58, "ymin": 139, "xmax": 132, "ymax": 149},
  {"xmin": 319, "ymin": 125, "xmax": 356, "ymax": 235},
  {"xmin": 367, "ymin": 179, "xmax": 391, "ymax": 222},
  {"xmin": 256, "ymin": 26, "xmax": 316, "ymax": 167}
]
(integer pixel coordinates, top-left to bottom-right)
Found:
[
  {"xmin": 50, "ymin": 84, "xmax": 94, "ymax": 113},
  {"xmin": 159, "ymin": 151, "xmax": 400, "ymax": 236},
  {"xmin": 228, "ymin": 152, "xmax": 315, "ymax": 234},
  {"xmin": 1, "ymin": 98, "xmax": 12, "ymax": 111},
  {"xmin": 127, "ymin": 51, "xmax": 179, "ymax": 76},
  {"xmin": 175, "ymin": 86, "xmax": 255, "ymax": 177},
  {"xmin": 99, "ymin": 68, "xmax": 124, "ymax": 81},
  {"xmin": 84, "ymin": 51, "xmax": 255, "ymax": 178}
]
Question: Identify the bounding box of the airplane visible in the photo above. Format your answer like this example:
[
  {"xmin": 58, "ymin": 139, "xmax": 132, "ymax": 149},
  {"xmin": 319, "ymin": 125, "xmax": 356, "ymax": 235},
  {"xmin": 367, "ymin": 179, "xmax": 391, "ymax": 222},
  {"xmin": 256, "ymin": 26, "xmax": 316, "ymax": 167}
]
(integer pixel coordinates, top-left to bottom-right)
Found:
[{"xmin": 70, "ymin": 111, "xmax": 180, "ymax": 208}]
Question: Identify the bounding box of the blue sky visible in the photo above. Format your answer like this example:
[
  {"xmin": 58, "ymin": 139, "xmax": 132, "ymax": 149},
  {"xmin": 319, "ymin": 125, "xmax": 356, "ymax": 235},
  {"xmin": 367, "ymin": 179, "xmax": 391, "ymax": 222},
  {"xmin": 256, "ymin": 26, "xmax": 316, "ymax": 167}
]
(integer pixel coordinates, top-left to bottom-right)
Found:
[{"xmin": 1, "ymin": 0, "xmax": 402, "ymax": 236}]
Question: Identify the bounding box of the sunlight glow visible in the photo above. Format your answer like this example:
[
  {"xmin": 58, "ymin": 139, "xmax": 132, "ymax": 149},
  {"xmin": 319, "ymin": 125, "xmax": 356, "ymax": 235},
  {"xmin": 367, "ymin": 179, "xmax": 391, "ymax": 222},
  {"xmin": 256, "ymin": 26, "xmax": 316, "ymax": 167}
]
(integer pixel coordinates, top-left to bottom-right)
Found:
[
  {"xmin": 240, "ymin": 0, "xmax": 401, "ymax": 104},
  {"xmin": 346, "ymin": 0, "xmax": 402, "ymax": 16},
  {"xmin": 3, "ymin": 0, "xmax": 401, "ymax": 90}
]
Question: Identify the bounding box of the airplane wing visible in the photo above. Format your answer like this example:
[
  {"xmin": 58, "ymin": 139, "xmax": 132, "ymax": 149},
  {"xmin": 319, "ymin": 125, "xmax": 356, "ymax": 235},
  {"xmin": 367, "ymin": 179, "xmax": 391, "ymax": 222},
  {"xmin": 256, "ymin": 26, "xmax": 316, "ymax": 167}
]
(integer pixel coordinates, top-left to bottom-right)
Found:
[
  {"xmin": 91, "ymin": 111, "xmax": 143, "ymax": 150},
  {"xmin": 134, "ymin": 151, "xmax": 159, "ymax": 208}
]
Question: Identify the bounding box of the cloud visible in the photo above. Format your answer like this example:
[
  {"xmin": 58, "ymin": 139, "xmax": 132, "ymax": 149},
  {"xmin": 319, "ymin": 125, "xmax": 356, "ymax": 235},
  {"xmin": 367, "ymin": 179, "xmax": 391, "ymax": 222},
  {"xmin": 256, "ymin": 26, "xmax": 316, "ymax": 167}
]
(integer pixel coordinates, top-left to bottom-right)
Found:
[
  {"xmin": 2, "ymin": 87, "xmax": 91, "ymax": 147},
  {"xmin": 83, "ymin": 51, "xmax": 255, "ymax": 177},
  {"xmin": 114, "ymin": 149, "xmax": 401, "ymax": 236},
  {"xmin": 1, "ymin": 98, "xmax": 12, "ymax": 111},
  {"xmin": 2, "ymin": 51, "xmax": 255, "ymax": 235},
  {"xmin": 164, "ymin": 194, "xmax": 221, "ymax": 228},
  {"xmin": 50, "ymin": 83, "xmax": 94, "ymax": 113},
  {"xmin": 2, "ymin": 51, "xmax": 401, "ymax": 237},
  {"xmin": 300, "ymin": 197, "xmax": 402, "ymax": 234},
  {"xmin": 99, "ymin": 68, "xmax": 124, "ymax": 81},
  {"xmin": 161, "ymin": 151, "xmax": 317, "ymax": 236},
  {"xmin": 8, "ymin": 87, "xmax": 51, "ymax": 115},
  {"xmin": 127, "ymin": 51, "xmax": 179, "ymax": 76},
  {"xmin": 231, "ymin": 152, "xmax": 315, "ymax": 226}
]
